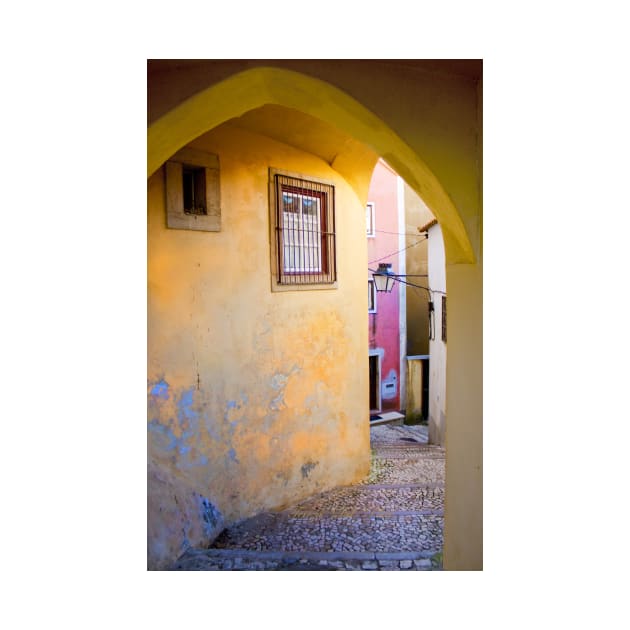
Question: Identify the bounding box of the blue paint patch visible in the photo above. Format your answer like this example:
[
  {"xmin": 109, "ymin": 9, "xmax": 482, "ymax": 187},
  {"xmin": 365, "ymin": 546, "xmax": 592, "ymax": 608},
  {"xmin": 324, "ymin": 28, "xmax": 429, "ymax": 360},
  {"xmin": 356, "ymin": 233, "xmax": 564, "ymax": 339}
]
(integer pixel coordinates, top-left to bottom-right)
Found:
[
  {"xmin": 227, "ymin": 400, "xmax": 238, "ymax": 409},
  {"xmin": 270, "ymin": 394, "xmax": 285, "ymax": 411},
  {"xmin": 180, "ymin": 531, "xmax": 190, "ymax": 552},
  {"xmin": 149, "ymin": 379, "xmax": 170, "ymax": 400},
  {"xmin": 228, "ymin": 448, "xmax": 238, "ymax": 463},
  {"xmin": 148, "ymin": 419, "xmax": 178, "ymax": 452},
  {"xmin": 270, "ymin": 373, "xmax": 288, "ymax": 391},
  {"xmin": 198, "ymin": 496, "xmax": 222, "ymax": 538},
  {"xmin": 178, "ymin": 388, "xmax": 198, "ymax": 420},
  {"xmin": 204, "ymin": 419, "xmax": 222, "ymax": 442}
]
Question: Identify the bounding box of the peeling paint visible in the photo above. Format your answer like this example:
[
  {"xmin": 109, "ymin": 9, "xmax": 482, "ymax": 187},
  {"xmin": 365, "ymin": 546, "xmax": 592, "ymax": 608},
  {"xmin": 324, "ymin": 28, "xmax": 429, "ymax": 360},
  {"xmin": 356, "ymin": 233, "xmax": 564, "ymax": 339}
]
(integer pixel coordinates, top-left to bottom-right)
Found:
[
  {"xmin": 178, "ymin": 388, "xmax": 198, "ymax": 421},
  {"xmin": 148, "ymin": 419, "xmax": 178, "ymax": 452},
  {"xmin": 150, "ymin": 379, "xmax": 170, "ymax": 400},
  {"xmin": 270, "ymin": 394, "xmax": 286, "ymax": 411},
  {"xmin": 270, "ymin": 373, "xmax": 288, "ymax": 391}
]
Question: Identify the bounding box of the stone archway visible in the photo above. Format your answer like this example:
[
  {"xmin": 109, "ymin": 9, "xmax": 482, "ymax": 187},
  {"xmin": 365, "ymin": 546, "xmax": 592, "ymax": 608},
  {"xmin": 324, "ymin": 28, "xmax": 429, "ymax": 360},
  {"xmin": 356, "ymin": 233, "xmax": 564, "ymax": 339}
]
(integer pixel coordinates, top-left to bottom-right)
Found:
[{"xmin": 148, "ymin": 65, "xmax": 475, "ymax": 265}]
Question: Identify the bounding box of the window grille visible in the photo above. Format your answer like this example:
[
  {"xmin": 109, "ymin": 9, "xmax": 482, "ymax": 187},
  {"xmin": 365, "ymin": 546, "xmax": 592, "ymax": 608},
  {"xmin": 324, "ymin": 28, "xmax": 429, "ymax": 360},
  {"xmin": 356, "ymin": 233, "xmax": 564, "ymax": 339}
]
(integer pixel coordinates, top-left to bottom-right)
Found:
[
  {"xmin": 274, "ymin": 174, "xmax": 336, "ymax": 285},
  {"xmin": 441, "ymin": 295, "xmax": 447, "ymax": 342},
  {"xmin": 182, "ymin": 166, "xmax": 207, "ymax": 215}
]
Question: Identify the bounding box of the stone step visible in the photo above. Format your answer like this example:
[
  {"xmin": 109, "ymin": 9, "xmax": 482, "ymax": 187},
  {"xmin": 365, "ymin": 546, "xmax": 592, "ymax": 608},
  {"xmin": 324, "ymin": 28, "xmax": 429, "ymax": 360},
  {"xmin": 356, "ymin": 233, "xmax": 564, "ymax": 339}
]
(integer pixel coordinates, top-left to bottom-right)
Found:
[
  {"xmin": 369, "ymin": 411, "xmax": 406, "ymax": 426},
  {"xmin": 171, "ymin": 547, "xmax": 442, "ymax": 571}
]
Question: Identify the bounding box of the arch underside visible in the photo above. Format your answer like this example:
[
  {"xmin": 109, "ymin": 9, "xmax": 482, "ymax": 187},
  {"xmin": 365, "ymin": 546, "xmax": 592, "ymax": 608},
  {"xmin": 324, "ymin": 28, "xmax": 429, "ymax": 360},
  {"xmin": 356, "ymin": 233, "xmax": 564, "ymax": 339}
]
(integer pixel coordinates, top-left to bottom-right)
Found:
[{"xmin": 147, "ymin": 66, "xmax": 475, "ymax": 265}]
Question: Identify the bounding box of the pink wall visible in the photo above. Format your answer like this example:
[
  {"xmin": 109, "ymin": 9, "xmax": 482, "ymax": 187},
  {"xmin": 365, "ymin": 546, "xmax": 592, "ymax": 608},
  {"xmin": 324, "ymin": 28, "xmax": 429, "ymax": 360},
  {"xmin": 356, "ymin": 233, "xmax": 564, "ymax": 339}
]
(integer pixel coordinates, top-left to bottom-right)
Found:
[{"xmin": 367, "ymin": 161, "xmax": 400, "ymax": 411}]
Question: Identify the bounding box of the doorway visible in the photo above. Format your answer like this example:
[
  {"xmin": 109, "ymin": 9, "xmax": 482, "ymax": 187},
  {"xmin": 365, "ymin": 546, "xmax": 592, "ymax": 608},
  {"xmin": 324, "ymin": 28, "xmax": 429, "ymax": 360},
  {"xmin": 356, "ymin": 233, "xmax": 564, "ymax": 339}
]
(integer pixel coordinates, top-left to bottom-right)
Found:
[{"xmin": 369, "ymin": 353, "xmax": 381, "ymax": 413}]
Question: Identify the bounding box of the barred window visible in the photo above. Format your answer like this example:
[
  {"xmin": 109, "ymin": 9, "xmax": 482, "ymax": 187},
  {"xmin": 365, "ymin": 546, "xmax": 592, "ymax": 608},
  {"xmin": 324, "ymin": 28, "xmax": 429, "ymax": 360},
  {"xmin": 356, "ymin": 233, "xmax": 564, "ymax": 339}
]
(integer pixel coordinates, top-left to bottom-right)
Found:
[
  {"xmin": 442, "ymin": 295, "xmax": 447, "ymax": 342},
  {"xmin": 272, "ymin": 172, "xmax": 336, "ymax": 286}
]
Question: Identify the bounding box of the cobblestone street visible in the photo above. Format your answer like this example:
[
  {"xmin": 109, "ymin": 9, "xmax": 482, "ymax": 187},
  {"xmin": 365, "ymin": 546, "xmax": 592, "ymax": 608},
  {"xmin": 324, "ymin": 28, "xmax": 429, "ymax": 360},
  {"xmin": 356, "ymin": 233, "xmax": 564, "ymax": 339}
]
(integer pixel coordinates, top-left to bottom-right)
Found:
[{"xmin": 171, "ymin": 424, "xmax": 444, "ymax": 570}]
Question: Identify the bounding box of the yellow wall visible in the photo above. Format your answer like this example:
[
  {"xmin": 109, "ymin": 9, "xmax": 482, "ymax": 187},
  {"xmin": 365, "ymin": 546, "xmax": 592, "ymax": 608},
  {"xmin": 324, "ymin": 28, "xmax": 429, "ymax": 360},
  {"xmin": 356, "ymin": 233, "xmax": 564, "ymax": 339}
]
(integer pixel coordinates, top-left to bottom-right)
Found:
[
  {"xmin": 148, "ymin": 123, "xmax": 370, "ymax": 535},
  {"xmin": 148, "ymin": 60, "xmax": 483, "ymax": 570}
]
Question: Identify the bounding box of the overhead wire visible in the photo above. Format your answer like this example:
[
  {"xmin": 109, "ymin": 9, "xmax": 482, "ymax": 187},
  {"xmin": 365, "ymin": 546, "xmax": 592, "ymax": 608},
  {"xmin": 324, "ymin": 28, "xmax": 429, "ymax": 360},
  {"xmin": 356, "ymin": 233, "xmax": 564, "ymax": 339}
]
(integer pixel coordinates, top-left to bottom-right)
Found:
[
  {"xmin": 367, "ymin": 235, "xmax": 428, "ymax": 265},
  {"xmin": 374, "ymin": 229, "xmax": 429, "ymax": 237}
]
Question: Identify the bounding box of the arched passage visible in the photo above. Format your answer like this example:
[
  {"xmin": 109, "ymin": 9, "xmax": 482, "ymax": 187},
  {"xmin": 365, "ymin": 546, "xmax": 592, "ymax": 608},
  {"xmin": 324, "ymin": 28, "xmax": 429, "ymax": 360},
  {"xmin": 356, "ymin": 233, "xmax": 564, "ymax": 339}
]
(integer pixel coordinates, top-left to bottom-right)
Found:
[
  {"xmin": 147, "ymin": 61, "xmax": 482, "ymax": 570},
  {"xmin": 147, "ymin": 66, "xmax": 475, "ymax": 265}
]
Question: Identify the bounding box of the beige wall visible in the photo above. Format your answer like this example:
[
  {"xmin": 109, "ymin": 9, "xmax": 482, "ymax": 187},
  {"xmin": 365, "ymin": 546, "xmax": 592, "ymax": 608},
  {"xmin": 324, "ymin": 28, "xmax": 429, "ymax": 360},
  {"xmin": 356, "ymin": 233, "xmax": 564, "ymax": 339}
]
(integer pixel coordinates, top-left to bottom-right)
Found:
[
  {"xmin": 148, "ymin": 60, "xmax": 482, "ymax": 570},
  {"xmin": 444, "ymin": 261, "xmax": 482, "ymax": 569},
  {"xmin": 428, "ymin": 224, "xmax": 447, "ymax": 446},
  {"xmin": 148, "ymin": 123, "xmax": 370, "ymax": 566},
  {"xmin": 404, "ymin": 183, "xmax": 435, "ymax": 357}
]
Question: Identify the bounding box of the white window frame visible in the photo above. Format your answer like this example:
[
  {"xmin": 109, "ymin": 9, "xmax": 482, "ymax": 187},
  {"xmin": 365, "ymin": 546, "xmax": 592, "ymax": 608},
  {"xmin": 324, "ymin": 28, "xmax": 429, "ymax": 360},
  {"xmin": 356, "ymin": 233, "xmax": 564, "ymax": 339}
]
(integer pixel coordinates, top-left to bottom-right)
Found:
[
  {"xmin": 366, "ymin": 201, "xmax": 376, "ymax": 237},
  {"xmin": 368, "ymin": 279, "xmax": 377, "ymax": 313},
  {"xmin": 281, "ymin": 191, "xmax": 323, "ymax": 273}
]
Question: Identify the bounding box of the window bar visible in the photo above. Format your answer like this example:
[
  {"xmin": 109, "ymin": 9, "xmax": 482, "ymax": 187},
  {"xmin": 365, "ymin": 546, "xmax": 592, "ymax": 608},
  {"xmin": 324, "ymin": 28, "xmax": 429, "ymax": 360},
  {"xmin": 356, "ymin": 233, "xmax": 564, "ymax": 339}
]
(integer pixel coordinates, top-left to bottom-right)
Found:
[
  {"xmin": 308, "ymin": 192, "xmax": 313, "ymax": 280},
  {"xmin": 297, "ymin": 189, "xmax": 302, "ymax": 284},
  {"xmin": 302, "ymin": 194, "xmax": 309, "ymax": 281},
  {"xmin": 300, "ymin": 192, "xmax": 303, "ymax": 282},
  {"xmin": 276, "ymin": 176, "xmax": 282, "ymax": 282},
  {"xmin": 329, "ymin": 189, "xmax": 337, "ymax": 280},
  {"xmin": 318, "ymin": 186, "xmax": 323, "ymax": 280}
]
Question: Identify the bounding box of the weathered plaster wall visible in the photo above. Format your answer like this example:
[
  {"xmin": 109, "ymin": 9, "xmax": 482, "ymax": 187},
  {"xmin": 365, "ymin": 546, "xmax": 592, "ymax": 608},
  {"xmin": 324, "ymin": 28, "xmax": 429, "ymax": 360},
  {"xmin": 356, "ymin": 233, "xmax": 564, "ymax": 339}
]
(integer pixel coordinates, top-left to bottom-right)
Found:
[
  {"xmin": 147, "ymin": 458, "xmax": 223, "ymax": 570},
  {"xmin": 427, "ymin": 225, "xmax": 447, "ymax": 446},
  {"xmin": 148, "ymin": 124, "xmax": 370, "ymax": 567},
  {"xmin": 367, "ymin": 161, "xmax": 401, "ymax": 411}
]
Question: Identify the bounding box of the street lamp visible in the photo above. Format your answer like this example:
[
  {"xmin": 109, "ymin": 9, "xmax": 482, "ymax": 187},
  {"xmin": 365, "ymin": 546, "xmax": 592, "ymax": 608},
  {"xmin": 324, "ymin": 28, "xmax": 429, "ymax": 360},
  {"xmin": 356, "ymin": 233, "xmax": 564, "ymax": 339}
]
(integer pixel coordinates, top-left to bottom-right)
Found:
[
  {"xmin": 371, "ymin": 263, "xmax": 431, "ymax": 294},
  {"xmin": 372, "ymin": 263, "xmax": 397, "ymax": 293}
]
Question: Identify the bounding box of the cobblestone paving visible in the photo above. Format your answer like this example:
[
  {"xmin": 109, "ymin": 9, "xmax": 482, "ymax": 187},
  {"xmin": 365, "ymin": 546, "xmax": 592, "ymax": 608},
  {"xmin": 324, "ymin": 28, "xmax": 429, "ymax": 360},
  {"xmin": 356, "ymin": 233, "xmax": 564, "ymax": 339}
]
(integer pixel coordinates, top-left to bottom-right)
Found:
[{"xmin": 171, "ymin": 424, "xmax": 444, "ymax": 570}]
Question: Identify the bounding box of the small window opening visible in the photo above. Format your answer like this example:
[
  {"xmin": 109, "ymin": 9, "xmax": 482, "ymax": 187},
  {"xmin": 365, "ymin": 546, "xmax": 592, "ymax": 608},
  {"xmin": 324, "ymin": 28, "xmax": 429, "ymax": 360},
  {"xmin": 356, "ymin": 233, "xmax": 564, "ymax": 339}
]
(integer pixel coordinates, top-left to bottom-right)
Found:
[
  {"xmin": 442, "ymin": 295, "xmax": 447, "ymax": 342},
  {"xmin": 183, "ymin": 166, "xmax": 207, "ymax": 215}
]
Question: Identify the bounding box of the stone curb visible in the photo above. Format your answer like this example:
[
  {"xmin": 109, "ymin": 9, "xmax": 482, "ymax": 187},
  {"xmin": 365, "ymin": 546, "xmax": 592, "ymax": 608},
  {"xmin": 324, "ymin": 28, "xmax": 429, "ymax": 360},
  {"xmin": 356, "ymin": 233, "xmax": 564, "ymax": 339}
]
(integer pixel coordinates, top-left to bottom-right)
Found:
[
  {"xmin": 181, "ymin": 548, "xmax": 438, "ymax": 562},
  {"xmin": 335, "ymin": 482, "xmax": 444, "ymax": 490},
  {"xmin": 289, "ymin": 510, "xmax": 444, "ymax": 519}
]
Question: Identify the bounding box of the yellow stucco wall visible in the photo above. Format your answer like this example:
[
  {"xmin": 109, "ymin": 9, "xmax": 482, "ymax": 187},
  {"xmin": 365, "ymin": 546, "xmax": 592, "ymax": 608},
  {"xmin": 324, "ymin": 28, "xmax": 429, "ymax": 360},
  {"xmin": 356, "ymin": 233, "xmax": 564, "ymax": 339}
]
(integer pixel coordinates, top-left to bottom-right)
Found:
[{"xmin": 148, "ymin": 123, "xmax": 371, "ymax": 534}]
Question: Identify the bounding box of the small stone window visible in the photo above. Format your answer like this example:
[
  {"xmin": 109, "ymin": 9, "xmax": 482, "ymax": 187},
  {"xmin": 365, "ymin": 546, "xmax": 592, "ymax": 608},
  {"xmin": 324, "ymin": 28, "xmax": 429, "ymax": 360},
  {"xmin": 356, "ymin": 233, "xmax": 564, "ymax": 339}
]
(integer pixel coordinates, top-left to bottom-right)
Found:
[{"xmin": 165, "ymin": 147, "xmax": 220, "ymax": 231}]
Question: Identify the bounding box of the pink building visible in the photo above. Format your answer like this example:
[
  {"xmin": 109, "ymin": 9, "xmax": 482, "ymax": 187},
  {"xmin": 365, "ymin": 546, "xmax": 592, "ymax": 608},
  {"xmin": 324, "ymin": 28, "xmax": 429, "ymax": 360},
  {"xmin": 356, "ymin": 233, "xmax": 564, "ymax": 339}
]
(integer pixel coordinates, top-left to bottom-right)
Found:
[{"xmin": 367, "ymin": 160, "xmax": 406, "ymax": 416}]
